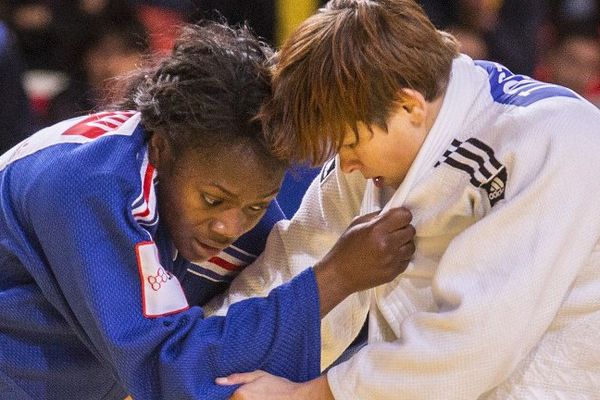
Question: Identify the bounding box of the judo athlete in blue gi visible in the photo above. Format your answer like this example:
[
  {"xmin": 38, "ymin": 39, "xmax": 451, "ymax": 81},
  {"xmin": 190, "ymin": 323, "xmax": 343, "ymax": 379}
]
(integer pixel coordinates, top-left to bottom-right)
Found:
[{"xmin": 0, "ymin": 22, "xmax": 416, "ymax": 399}]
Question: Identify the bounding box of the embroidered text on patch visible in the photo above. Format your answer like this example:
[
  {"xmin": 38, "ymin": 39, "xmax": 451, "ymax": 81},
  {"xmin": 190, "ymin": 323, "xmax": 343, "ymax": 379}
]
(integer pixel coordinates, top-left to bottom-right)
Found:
[{"xmin": 136, "ymin": 241, "xmax": 189, "ymax": 317}]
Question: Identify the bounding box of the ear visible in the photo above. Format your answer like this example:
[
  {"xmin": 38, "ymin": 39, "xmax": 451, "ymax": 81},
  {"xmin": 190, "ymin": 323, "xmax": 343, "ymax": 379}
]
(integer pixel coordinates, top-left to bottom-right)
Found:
[
  {"xmin": 396, "ymin": 89, "xmax": 427, "ymax": 126},
  {"xmin": 148, "ymin": 132, "xmax": 172, "ymax": 170}
]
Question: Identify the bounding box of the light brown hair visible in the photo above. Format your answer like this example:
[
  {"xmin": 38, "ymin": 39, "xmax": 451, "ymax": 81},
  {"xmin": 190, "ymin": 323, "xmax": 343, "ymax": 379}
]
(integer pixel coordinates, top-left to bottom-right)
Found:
[{"xmin": 264, "ymin": 0, "xmax": 459, "ymax": 165}]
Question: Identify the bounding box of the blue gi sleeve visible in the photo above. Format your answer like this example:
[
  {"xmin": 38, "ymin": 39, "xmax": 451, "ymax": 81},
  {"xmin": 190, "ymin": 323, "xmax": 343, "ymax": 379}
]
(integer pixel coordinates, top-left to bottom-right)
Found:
[{"xmin": 23, "ymin": 152, "xmax": 321, "ymax": 399}]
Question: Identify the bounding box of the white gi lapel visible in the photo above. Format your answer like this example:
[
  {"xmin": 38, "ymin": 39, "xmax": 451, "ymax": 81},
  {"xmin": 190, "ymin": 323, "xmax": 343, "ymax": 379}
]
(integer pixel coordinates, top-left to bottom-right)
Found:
[{"xmin": 365, "ymin": 55, "xmax": 483, "ymax": 339}]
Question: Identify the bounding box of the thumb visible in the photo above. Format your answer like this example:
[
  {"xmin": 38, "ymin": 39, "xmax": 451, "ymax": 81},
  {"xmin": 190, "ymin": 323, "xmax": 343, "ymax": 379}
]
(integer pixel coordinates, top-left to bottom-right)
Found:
[
  {"xmin": 216, "ymin": 370, "xmax": 268, "ymax": 385},
  {"xmin": 348, "ymin": 210, "xmax": 380, "ymax": 228}
]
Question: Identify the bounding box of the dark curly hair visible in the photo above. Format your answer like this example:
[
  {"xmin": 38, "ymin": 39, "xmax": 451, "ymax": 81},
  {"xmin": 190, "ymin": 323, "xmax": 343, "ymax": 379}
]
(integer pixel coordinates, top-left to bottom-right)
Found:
[{"xmin": 111, "ymin": 21, "xmax": 284, "ymax": 168}]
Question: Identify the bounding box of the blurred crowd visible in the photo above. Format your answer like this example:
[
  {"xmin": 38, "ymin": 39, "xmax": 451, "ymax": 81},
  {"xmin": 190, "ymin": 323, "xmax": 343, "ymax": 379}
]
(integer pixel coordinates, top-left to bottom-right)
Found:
[
  {"xmin": 420, "ymin": 0, "xmax": 600, "ymax": 106},
  {"xmin": 1, "ymin": 0, "xmax": 599, "ymax": 154}
]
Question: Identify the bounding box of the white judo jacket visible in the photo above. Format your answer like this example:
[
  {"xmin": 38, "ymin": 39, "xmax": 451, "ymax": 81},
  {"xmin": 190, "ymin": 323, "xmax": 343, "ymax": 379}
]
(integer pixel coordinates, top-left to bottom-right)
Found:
[{"xmin": 207, "ymin": 55, "xmax": 600, "ymax": 399}]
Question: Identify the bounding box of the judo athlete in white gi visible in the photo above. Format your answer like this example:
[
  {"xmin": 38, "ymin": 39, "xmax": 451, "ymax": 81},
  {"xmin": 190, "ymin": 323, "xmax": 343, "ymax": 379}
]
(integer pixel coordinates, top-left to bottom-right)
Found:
[{"xmin": 211, "ymin": 0, "xmax": 600, "ymax": 399}]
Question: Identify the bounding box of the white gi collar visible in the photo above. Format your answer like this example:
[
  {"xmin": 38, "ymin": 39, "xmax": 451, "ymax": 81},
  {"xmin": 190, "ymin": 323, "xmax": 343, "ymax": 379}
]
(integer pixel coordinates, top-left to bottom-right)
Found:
[{"xmin": 360, "ymin": 54, "xmax": 482, "ymax": 215}]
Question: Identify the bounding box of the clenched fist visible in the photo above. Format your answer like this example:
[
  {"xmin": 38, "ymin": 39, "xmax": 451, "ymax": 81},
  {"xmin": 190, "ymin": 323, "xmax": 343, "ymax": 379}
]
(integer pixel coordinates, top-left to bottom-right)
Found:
[{"xmin": 313, "ymin": 206, "xmax": 415, "ymax": 317}]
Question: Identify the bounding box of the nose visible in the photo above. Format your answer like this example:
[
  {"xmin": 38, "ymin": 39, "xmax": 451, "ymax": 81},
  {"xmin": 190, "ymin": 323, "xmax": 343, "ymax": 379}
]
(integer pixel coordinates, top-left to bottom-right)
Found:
[
  {"xmin": 209, "ymin": 208, "xmax": 249, "ymax": 241},
  {"xmin": 339, "ymin": 151, "xmax": 361, "ymax": 174}
]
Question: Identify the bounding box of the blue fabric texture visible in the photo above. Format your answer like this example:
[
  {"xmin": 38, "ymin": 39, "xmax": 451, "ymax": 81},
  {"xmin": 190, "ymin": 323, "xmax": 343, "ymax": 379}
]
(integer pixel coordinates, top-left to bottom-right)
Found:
[{"xmin": 0, "ymin": 114, "xmax": 320, "ymax": 399}]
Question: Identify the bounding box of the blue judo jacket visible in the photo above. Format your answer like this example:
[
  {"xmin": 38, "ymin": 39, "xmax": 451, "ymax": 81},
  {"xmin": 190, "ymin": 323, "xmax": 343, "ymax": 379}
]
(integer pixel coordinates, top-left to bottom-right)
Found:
[{"xmin": 0, "ymin": 112, "xmax": 320, "ymax": 399}]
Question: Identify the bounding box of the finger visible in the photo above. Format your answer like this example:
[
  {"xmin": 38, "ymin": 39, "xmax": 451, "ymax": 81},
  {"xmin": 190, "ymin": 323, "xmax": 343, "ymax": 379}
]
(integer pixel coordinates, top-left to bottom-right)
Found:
[
  {"xmin": 215, "ymin": 370, "xmax": 268, "ymax": 385},
  {"xmin": 398, "ymin": 240, "xmax": 416, "ymax": 261},
  {"xmin": 376, "ymin": 207, "xmax": 412, "ymax": 232},
  {"xmin": 349, "ymin": 210, "xmax": 380, "ymax": 228},
  {"xmin": 389, "ymin": 224, "xmax": 416, "ymax": 246},
  {"xmin": 385, "ymin": 233, "xmax": 416, "ymax": 262}
]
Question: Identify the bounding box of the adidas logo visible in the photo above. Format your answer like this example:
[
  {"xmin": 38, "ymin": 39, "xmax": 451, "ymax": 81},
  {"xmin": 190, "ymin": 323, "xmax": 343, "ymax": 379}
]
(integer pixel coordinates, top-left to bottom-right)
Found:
[
  {"xmin": 488, "ymin": 176, "xmax": 505, "ymax": 200},
  {"xmin": 483, "ymin": 168, "xmax": 507, "ymax": 206}
]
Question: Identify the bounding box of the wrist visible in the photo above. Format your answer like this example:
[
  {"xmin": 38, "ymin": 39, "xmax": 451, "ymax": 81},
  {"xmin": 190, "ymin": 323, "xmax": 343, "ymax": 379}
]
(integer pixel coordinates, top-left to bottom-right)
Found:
[
  {"xmin": 313, "ymin": 261, "xmax": 351, "ymax": 318},
  {"xmin": 295, "ymin": 375, "xmax": 335, "ymax": 400}
]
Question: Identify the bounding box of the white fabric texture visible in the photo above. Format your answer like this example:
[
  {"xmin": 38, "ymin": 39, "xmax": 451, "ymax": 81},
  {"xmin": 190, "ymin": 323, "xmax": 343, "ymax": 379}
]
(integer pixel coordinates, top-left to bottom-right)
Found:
[{"xmin": 207, "ymin": 55, "xmax": 600, "ymax": 399}]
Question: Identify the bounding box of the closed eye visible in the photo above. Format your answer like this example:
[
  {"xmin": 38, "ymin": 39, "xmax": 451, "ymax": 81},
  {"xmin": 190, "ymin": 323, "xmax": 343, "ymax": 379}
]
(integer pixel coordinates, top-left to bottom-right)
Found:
[
  {"xmin": 247, "ymin": 203, "xmax": 270, "ymax": 213},
  {"xmin": 202, "ymin": 193, "xmax": 223, "ymax": 207}
]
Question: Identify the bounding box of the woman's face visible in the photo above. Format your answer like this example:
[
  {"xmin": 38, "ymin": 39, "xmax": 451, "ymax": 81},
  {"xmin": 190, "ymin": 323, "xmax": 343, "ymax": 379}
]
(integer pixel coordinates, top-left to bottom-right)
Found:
[
  {"xmin": 149, "ymin": 134, "xmax": 285, "ymax": 264},
  {"xmin": 337, "ymin": 104, "xmax": 428, "ymax": 189}
]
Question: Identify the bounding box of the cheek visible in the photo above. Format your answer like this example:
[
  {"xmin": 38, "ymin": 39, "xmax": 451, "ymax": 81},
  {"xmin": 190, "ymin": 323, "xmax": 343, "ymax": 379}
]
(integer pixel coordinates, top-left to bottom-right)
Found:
[
  {"xmin": 159, "ymin": 181, "xmax": 205, "ymax": 229},
  {"xmin": 364, "ymin": 143, "xmax": 408, "ymax": 176},
  {"xmin": 360, "ymin": 142, "xmax": 394, "ymax": 168},
  {"xmin": 174, "ymin": 196, "xmax": 211, "ymax": 228}
]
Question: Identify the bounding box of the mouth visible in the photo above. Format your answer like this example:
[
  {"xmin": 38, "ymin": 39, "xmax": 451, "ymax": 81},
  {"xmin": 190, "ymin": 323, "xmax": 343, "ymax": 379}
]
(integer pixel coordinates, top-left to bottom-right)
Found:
[
  {"xmin": 192, "ymin": 237, "xmax": 225, "ymax": 259},
  {"xmin": 372, "ymin": 176, "xmax": 384, "ymax": 188}
]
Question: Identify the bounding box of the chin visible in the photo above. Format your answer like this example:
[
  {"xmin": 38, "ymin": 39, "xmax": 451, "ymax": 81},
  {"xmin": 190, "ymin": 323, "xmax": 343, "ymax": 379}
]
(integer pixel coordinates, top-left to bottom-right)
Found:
[{"xmin": 179, "ymin": 247, "xmax": 210, "ymax": 265}]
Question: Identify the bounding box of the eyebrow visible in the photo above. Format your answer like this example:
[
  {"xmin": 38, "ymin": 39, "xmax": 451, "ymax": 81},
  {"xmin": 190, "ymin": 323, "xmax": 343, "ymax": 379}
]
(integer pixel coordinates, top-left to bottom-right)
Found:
[
  {"xmin": 211, "ymin": 183, "xmax": 279, "ymax": 199},
  {"xmin": 259, "ymin": 188, "xmax": 281, "ymax": 198}
]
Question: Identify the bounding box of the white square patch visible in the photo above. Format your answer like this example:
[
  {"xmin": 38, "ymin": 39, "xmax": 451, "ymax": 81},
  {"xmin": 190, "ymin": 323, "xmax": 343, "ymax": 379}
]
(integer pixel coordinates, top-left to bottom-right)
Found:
[{"xmin": 136, "ymin": 241, "xmax": 189, "ymax": 318}]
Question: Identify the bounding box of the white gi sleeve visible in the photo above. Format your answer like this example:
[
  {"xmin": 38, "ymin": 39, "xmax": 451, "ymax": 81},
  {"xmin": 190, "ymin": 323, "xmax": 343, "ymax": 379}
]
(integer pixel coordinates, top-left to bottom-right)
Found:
[
  {"xmin": 327, "ymin": 104, "xmax": 600, "ymax": 399},
  {"xmin": 205, "ymin": 158, "xmax": 369, "ymax": 369}
]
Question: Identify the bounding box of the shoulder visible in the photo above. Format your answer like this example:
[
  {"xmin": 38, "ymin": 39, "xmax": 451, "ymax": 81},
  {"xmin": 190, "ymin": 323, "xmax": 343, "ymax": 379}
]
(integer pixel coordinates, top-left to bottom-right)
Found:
[
  {"xmin": 473, "ymin": 60, "xmax": 581, "ymax": 108},
  {"xmin": 505, "ymin": 97, "xmax": 600, "ymax": 156},
  {"xmin": 1, "ymin": 111, "xmax": 144, "ymax": 171},
  {"xmin": 10, "ymin": 112, "xmax": 149, "ymax": 209}
]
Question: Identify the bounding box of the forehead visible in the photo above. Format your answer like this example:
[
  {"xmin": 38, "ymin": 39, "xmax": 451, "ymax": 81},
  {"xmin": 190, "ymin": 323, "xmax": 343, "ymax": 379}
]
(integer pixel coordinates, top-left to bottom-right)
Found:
[
  {"xmin": 342, "ymin": 122, "xmax": 378, "ymax": 142},
  {"xmin": 176, "ymin": 145, "xmax": 284, "ymax": 197}
]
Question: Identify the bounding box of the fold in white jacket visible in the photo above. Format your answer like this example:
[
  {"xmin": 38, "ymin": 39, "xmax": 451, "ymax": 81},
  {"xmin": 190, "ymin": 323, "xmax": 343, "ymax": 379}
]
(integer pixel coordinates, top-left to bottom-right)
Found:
[{"xmin": 207, "ymin": 55, "xmax": 600, "ymax": 399}]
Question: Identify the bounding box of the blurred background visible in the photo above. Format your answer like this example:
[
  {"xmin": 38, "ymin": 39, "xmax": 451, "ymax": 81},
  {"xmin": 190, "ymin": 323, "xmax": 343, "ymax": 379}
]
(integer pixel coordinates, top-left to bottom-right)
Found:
[{"xmin": 1, "ymin": 0, "xmax": 599, "ymax": 155}]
